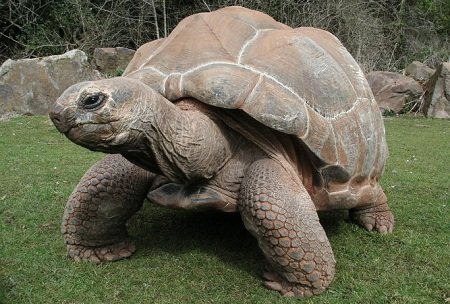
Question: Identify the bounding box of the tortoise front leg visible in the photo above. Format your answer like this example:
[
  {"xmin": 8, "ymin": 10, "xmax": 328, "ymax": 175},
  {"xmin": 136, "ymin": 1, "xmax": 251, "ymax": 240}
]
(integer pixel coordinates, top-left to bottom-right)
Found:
[
  {"xmin": 239, "ymin": 159, "xmax": 335, "ymax": 297},
  {"xmin": 62, "ymin": 154, "xmax": 154, "ymax": 263}
]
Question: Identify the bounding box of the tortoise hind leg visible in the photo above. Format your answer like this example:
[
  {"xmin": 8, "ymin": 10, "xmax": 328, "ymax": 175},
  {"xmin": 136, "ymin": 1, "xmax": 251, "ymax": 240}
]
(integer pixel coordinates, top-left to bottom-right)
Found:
[
  {"xmin": 62, "ymin": 154, "xmax": 154, "ymax": 263},
  {"xmin": 350, "ymin": 187, "xmax": 394, "ymax": 234},
  {"xmin": 239, "ymin": 159, "xmax": 335, "ymax": 297}
]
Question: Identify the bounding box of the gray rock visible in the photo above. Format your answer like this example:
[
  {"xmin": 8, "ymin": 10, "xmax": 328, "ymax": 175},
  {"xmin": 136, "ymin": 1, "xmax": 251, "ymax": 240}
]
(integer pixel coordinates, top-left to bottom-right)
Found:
[
  {"xmin": 405, "ymin": 61, "xmax": 435, "ymax": 82},
  {"xmin": 91, "ymin": 47, "xmax": 135, "ymax": 75},
  {"xmin": 423, "ymin": 62, "xmax": 450, "ymax": 119},
  {"xmin": 366, "ymin": 71, "xmax": 423, "ymax": 114},
  {"xmin": 0, "ymin": 50, "xmax": 102, "ymax": 117}
]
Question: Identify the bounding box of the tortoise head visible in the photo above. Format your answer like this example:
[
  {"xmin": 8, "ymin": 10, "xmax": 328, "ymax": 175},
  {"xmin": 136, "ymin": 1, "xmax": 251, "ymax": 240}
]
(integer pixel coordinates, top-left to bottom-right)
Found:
[{"xmin": 49, "ymin": 77, "xmax": 155, "ymax": 153}]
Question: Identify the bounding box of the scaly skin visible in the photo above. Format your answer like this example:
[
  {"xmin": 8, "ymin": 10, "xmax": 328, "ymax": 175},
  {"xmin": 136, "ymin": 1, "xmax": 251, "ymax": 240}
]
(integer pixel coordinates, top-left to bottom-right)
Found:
[
  {"xmin": 350, "ymin": 190, "xmax": 394, "ymax": 234},
  {"xmin": 239, "ymin": 159, "xmax": 335, "ymax": 297},
  {"xmin": 62, "ymin": 154, "xmax": 154, "ymax": 263}
]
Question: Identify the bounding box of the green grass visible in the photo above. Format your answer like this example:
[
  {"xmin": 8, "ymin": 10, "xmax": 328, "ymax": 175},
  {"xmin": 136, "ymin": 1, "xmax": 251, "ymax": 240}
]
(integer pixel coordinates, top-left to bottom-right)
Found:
[{"xmin": 1, "ymin": 116, "xmax": 449, "ymax": 304}]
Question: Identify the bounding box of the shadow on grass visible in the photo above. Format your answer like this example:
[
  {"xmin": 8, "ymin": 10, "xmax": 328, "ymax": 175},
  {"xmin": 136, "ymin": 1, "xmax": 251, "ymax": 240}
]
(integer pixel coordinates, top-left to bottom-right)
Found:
[
  {"xmin": 129, "ymin": 204, "xmax": 264, "ymax": 278},
  {"xmin": 319, "ymin": 209, "xmax": 350, "ymax": 237},
  {"xmin": 127, "ymin": 202, "xmax": 351, "ymax": 280}
]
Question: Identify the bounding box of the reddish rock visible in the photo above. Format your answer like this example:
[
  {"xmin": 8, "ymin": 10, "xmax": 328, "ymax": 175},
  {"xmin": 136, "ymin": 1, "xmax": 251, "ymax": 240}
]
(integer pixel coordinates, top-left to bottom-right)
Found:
[
  {"xmin": 405, "ymin": 61, "xmax": 435, "ymax": 82},
  {"xmin": 366, "ymin": 71, "xmax": 423, "ymax": 114},
  {"xmin": 0, "ymin": 50, "xmax": 102, "ymax": 117},
  {"xmin": 423, "ymin": 62, "xmax": 450, "ymax": 119},
  {"xmin": 91, "ymin": 47, "xmax": 135, "ymax": 74}
]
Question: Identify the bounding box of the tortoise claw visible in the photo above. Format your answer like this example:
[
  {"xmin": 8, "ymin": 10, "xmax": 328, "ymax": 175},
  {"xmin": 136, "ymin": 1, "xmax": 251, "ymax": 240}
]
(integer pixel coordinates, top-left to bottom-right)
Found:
[{"xmin": 351, "ymin": 210, "xmax": 394, "ymax": 234}]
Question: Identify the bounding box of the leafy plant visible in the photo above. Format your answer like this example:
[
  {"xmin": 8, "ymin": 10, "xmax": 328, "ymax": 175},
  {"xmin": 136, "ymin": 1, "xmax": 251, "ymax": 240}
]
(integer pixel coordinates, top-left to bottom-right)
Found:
[{"xmin": 1, "ymin": 1, "xmax": 449, "ymax": 71}]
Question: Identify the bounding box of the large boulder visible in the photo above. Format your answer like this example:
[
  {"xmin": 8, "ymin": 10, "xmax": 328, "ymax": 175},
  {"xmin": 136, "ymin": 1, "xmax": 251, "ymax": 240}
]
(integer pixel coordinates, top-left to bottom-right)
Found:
[
  {"xmin": 91, "ymin": 47, "xmax": 135, "ymax": 75},
  {"xmin": 422, "ymin": 62, "xmax": 450, "ymax": 119},
  {"xmin": 366, "ymin": 71, "xmax": 423, "ymax": 114},
  {"xmin": 0, "ymin": 50, "xmax": 102, "ymax": 117},
  {"xmin": 405, "ymin": 61, "xmax": 436, "ymax": 82}
]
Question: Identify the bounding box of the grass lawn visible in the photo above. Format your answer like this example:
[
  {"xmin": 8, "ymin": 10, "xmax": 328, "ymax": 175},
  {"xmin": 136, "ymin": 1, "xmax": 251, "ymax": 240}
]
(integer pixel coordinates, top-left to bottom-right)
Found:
[{"xmin": 0, "ymin": 115, "xmax": 449, "ymax": 303}]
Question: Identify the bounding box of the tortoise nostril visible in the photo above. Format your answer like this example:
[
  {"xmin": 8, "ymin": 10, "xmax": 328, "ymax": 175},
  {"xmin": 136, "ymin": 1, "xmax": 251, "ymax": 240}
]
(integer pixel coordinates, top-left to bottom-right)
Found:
[
  {"xmin": 51, "ymin": 115, "xmax": 61, "ymax": 124},
  {"xmin": 49, "ymin": 106, "xmax": 71, "ymax": 133}
]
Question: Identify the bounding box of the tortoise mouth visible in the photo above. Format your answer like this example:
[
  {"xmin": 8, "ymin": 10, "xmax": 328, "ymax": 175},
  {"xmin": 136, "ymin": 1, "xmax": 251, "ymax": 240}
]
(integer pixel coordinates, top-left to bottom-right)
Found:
[
  {"xmin": 64, "ymin": 123, "xmax": 124, "ymax": 153},
  {"xmin": 65, "ymin": 125, "xmax": 79, "ymax": 139}
]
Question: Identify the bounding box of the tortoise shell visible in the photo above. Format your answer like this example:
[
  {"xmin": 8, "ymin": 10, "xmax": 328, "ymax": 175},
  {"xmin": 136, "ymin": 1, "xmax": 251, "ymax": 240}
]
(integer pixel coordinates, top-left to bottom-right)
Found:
[{"xmin": 123, "ymin": 6, "xmax": 387, "ymax": 180}]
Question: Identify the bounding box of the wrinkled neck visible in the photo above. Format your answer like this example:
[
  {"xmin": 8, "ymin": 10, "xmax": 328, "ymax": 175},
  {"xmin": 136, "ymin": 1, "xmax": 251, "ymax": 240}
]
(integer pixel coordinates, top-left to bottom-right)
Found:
[{"xmin": 129, "ymin": 96, "xmax": 234, "ymax": 183}]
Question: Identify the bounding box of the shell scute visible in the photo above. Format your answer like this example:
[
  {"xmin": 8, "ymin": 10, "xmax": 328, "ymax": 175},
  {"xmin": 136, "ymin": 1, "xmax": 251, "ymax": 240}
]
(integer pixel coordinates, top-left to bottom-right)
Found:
[
  {"xmin": 181, "ymin": 64, "xmax": 260, "ymax": 108},
  {"xmin": 240, "ymin": 76, "xmax": 309, "ymax": 136}
]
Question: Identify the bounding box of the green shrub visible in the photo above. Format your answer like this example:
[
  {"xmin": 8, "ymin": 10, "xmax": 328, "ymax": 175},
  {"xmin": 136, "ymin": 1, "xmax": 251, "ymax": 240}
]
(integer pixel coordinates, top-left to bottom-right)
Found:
[{"xmin": 1, "ymin": 0, "xmax": 449, "ymax": 71}]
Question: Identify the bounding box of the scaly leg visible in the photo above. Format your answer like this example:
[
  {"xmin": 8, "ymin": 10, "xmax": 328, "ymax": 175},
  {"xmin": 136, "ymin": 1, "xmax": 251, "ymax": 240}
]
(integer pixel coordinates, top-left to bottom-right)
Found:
[
  {"xmin": 62, "ymin": 154, "xmax": 154, "ymax": 263},
  {"xmin": 239, "ymin": 159, "xmax": 335, "ymax": 297}
]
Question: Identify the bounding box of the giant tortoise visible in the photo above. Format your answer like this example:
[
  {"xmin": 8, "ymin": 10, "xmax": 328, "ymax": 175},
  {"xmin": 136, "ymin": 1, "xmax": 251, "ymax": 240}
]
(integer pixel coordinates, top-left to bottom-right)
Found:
[{"xmin": 49, "ymin": 6, "xmax": 393, "ymax": 297}]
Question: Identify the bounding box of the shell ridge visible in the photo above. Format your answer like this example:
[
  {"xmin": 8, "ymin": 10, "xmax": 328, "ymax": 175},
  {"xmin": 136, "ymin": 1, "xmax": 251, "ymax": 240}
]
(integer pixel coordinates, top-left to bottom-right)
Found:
[
  {"xmin": 330, "ymin": 124, "xmax": 339, "ymax": 164},
  {"xmin": 181, "ymin": 61, "xmax": 309, "ymax": 108},
  {"xmin": 239, "ymin": 73, "xmax": 264, "ymax": 109},
  {"xmin": 328, "ymin": 98, "xmax": 360, "ymax": 120},
  {"xmin": 162, "ymin": 75, "xmax": 168, "ymax": 96},
  {"xmin": 127, "ymin": 64, "xmax": 167, "ymax": 78},
  {"xmin": 179, "ymin": 73, "xmax": 185, "ymax": 98},
  {"xmin": 181, "ymin": 61, "xmax": 227, "ymax": 79},
  {"xmin": 242, "ymin": 32, "xmax": 300, "ymax": 64},
  {"xmin": 301, "ymin": 101, "xmax": 311, "ymax": 139},
  {"xmin": 238, "ymin": 29, "xmax": 261, "ymax": 64}
]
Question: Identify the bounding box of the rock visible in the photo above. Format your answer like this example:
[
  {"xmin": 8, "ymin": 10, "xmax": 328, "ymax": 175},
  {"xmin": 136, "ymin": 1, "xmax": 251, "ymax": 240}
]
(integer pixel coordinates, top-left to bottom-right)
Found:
[
  {"xmin": 91, "ymin": 47, "xmax": 135, "ymax": 75},
  {"xmin": 366, "ymin": 71, "xmax": 423, "ymax": 114},
  {"xmin": 422, "ymin": 62, "xmax": 450, "ymax": 119},
  {"xmin": 405, "ymin": 61, "xmax": 436, "ymax": 82},
  {"xmin": 0, "ymin": 50, "xmax": 102, "ymax": 117}
]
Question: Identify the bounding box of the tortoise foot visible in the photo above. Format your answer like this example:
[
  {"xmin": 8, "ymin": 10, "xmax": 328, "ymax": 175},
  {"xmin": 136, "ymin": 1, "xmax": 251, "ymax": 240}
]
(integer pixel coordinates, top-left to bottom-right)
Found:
[
  {"xmin": 351, "ymin": 189, "xmax": 394, "ymax": 234},
  {"xmin": 67, "ymin": 239, "xmax": 136, "ymax": 264},
  {"xmin": 263, "ymin": 271, "xmax": 325, "ymax": 297},
  {"xmin": 351, "ymin": 209, "xmax": 394, "ymax": 234}
]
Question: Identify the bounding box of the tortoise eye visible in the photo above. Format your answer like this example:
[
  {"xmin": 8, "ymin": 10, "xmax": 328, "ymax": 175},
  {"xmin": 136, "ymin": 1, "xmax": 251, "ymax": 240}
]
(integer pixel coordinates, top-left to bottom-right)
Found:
[{"xmin": 82, "ymin": 93, "xmax": 106, "ymax": 110}]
